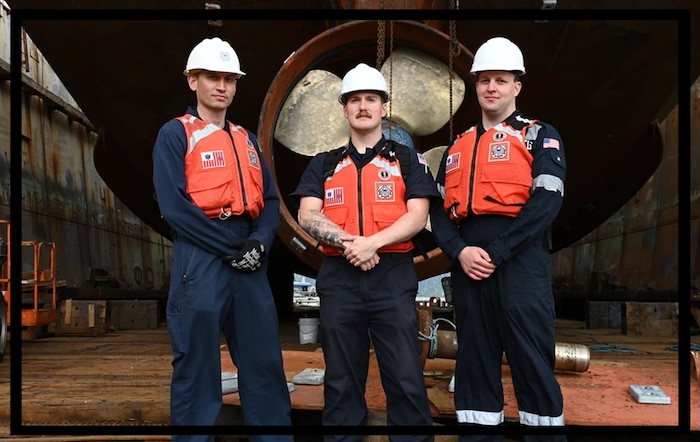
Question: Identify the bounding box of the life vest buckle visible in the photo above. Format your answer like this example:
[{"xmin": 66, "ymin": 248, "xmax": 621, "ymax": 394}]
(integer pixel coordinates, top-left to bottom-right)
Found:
[{"xmin": 218, "ymin": 206, "xmax": 232, "ymax": 220}]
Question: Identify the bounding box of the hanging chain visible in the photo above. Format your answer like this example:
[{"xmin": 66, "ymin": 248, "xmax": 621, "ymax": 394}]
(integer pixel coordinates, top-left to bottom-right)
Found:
[
  {"xmin": 448, "ymin": 0, "xmax": 459, "ymax": 143},
  {"xmin": 376, "ymin": 0, "xmax": 395, "ymax": 141},
  {"xmin": 388, "ymin": 18, "xmax": 394, "ymax": 127},
  {"xmin": 376, "ymin": 0, "xmax": 385, "ymax": 68}
]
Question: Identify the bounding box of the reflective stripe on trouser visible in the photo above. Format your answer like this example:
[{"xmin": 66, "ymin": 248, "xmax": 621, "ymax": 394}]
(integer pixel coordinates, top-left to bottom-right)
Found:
[
  {"xmin": 317, "ymin": 253, "xmax": 434, "ymax": 442},
  {"xmin": 167, "ymin": 239, "xmax": 292, "ymax": 442}
]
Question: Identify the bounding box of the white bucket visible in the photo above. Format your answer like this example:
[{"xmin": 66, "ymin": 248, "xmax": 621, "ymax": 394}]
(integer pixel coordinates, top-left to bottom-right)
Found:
[{"xmin": 298, "ymin": 317, "xmax": 319, "ymax": 344}]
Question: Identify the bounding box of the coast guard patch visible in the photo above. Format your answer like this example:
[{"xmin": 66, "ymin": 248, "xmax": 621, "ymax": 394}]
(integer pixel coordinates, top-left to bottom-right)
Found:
[
  {"xmin": 488, "ymin": 142, "xmax": 510, "ymax": 162},
  {"xmin": 247, "ymin": 148, "xmax": 260, "ymax": 169},
  {"xmin": 375, "ymin": 182, "xmax": 395, "ymax": 202}
]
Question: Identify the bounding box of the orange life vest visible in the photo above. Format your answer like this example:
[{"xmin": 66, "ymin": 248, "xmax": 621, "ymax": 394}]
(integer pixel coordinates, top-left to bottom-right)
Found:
[
  {"xmin": 443, "ymin": 118, "xmax": 537, "ymax": 223},
  {"xmin": 321, "ymin": 146, "xmax": 412, "ymax": 256},
  {"xmin": 178, "ymin": 114, "xmax": 264, "ymax": 220}
]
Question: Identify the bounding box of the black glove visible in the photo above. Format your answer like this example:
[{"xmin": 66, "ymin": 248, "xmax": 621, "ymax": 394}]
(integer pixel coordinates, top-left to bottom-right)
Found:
[{"xmin": 224, "ymin": 239, "xmax": 266, "ymax": 273}]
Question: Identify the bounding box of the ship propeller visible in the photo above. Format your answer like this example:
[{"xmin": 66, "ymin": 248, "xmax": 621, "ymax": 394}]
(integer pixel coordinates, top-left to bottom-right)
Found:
[
  {"xmin": 274, "ymin": 47, "xmax": 465, "ymax": 232},
  {"xmin": 258, "ymin": 20, "xmax": 475, "ymax": 279},
  {"xmin": 274, "ymin": 46, "xmax": 465, "ymax": 166}
]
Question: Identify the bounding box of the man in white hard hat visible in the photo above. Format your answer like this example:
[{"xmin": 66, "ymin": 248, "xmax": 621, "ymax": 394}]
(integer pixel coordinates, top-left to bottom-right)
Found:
[
  {"xmin": 430, "ymin": 37, "xmax": 567, "ymax": 441},
  {"xmin": 291, "ymin": 63, "xmax": 438, "ymax": 441},
  {"xmin": 152, "ymin": 37, "xmax": 292, "ymax": 442}
]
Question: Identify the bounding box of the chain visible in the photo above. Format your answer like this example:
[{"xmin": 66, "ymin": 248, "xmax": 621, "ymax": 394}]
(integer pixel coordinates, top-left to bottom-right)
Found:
[
  {"xmin": 377, "ymin": 0, "xmax": 395, "ymax": 141},
  {"xmin": 448, "ymin": 0, "xmax": 459, "ymax": 142},
  {"xmin": 376, "ymin": 0, "xmax": 385, "ymax": 68},
  {"xmin": 388, "ymin": 19, "xmax": 394, "ymax": 127}
]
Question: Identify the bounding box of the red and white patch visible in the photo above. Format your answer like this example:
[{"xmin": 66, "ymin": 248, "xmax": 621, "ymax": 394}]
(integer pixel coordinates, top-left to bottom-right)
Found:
[
  {"xmin": 325, "ymin": 187, "xmax": 344, "ymax": 206},
  {"xmin": 445, "ymin": 152, "xmax": 460, "ymax": 173},
  {"xmin": 201, "ymin": 150, "xmax": 226, "ymax": 169}
]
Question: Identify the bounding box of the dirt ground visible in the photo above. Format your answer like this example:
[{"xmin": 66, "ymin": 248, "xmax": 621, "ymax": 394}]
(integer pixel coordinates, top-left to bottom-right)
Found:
[{"xmin": 0, "ymin": 315, "xmax": 696, "ymax": 441}]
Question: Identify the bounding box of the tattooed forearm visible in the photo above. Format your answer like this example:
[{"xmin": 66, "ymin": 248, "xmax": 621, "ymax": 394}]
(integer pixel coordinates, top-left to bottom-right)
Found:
[{"xmin": 300, "ymin": 210, "xmax": 346, "ymax": 247}]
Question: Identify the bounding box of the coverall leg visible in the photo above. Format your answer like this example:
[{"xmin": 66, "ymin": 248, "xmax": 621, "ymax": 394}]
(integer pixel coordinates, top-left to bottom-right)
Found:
[
  {"xmin": 167, "ymin": 238, "xmax": 292, "ymax": 442},
  {"xmin": 496, "ymin": 236, "xmax": 565, "ymax": 442},
  {"xmin": 318, "ymin": 256, "xmax": 372, "ymax": 442},
  {"xmin": 221, "ymin": 264, "xmax": 293, "ymax": 442},
  {"xmin": 368, "ymin": 253, "xmax": 434, "ymax": 442},
  {"xmin": 318, "ymin": 254, "xmax": 433, "ymax": 442},
  {"xmin": 452, "ymin": 216, "xmax": 565, "ymax": 442}
]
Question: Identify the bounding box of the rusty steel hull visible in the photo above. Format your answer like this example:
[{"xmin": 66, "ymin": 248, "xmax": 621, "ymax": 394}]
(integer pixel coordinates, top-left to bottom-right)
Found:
[
  {"xmin": 0, "ymin": 6, "xmax": 172, "ymax": 297},
  {"xmin": 5, "ymin": 1, "xmax": 697, "ymax": 283}
]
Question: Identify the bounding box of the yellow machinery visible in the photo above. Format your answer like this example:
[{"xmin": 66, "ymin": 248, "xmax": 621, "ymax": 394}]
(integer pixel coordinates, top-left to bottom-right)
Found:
[{"xmin": 0, "ymin": 219, "xmax": 58, "ymax": 362}]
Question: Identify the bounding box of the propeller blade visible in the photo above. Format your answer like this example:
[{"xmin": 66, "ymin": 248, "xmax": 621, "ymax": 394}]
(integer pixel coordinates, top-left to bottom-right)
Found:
[
  {"xmin": 381, "ymin": 47, "xmax": 465, "ymax": 136},
  {"xmin": 274, "ymin": 69, "xmax": 348, "ymax": 157}
]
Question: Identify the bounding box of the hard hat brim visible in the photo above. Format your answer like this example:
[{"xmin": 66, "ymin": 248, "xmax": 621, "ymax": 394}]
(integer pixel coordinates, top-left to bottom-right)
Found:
[
  {"xmin": 338, "ymin": 90, "xmax": 390, "ymax": 104},
  {"xmin": 183, "ymin": 68, "xmax": 247, "ymax": 77}
]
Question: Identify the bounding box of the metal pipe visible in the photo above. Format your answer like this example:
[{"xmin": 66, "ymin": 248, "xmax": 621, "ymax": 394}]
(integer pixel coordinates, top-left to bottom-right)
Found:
[{"xmin": 426, "ymin": 329, "xmax": 590, "ymax": 373}]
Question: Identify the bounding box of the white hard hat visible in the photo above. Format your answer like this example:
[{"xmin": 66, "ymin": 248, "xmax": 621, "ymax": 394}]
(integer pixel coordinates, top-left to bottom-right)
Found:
[
  {"xmin": 183, "ymin": 37, "xmax": 246, "ymax": 77},
  {"xmin": 338, "ymin": 63, "xmax": 390, "ymax": 104},
  {"xmin": 470, "ymin": 37, "xmax": 525, "ymax": 75}
]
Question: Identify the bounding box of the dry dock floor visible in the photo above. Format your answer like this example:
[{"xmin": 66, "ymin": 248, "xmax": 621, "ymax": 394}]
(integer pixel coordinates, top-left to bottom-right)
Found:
[{"xmin": 0, "ymin": 315, "xmax": 698, "ymax": 442}]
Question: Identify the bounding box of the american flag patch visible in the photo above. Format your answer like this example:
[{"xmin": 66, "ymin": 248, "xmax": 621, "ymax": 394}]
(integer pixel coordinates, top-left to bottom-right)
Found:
[
  {"xmin": 543, "ymin": 138, "xmax": 560, "ymax": 150},
  {"xmin": 417, "ymin": 152, "xmax": 428, "ymax": 165},
  {"xmin": 445, "ymin": 152, "xmax": 460, "ymax": 173},
  {"xmin": 325, "ymin": 187, "xmax": 344, "ymax": 206},
  {"xmin": 201, "ymin": 150, "xmax": 226, "ymax": 169}
]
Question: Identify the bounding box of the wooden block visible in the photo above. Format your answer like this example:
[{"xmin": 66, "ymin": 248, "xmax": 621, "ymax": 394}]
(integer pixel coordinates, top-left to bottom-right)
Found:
[
  {"xmin": 622, "ymin": 302, "xmax": 678, "ymax": 336},
  {"xmin": 108, "ymin": 300, "xmax": 159, "ymax": 330},
  {"xmin": 55, "ymin": 299, "xmax": 107, "ymax": 336},
  {"xmin": 427, "ymin": 386, "xmax": 455, "ymax": 414}
]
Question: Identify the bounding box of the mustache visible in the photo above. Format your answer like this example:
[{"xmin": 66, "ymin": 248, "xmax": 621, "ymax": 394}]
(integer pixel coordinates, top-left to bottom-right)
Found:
[{"xmin": 355, "ymin": 112, "xmax": 372, "ymax": 118}]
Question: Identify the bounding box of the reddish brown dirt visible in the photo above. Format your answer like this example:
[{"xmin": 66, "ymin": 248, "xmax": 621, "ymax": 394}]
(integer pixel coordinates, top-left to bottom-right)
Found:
[
  {"xmin": 0, "ymin": 316, "xmax": 696, "ymax": 440},
  {"xmin": 236, "ymin": 318, "xmax": 697, "ymax": 428}
]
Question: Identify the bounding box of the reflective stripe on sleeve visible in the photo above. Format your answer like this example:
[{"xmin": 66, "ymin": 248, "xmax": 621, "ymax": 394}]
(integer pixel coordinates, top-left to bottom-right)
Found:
[{"xmin": 532, "ymin": 173, "xmax": 564, "ymax": 196}]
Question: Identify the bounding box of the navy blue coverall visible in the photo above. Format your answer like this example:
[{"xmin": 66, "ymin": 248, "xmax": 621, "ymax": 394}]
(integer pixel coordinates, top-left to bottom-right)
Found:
[
  {"xmin": 429, "ymin": 111, "xmax": 567, "ymax": 442},
  {"xmin": 153, "ymin": 106, "xmax": 292, "ymax": 442},
  {"xmin": 291, "ymin": 138, "xmax": 439, "ymax": 442}
]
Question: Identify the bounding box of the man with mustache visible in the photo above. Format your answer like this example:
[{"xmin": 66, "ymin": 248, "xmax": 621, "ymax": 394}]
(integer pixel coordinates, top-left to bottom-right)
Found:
[{"xmin": 292, "ymin": 63, "xmax": 438, "ymax": 441}]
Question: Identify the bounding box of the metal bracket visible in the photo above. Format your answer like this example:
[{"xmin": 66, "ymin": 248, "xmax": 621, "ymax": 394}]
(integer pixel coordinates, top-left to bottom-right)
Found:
[{"xmin": 629, "ymin": 385, "xmax": 671, "ymax": 404}]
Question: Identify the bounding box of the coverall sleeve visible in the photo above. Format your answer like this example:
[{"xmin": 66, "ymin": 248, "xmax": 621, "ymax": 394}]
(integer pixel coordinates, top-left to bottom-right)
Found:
[
  {"xmin": 152, "ymin": 120, "xmax": 251, "ymax": 257},
  {"xmin": 245, "ymin": 131, "xmax": 280, "ymax": 251},
  {"xmin": 482, "ymin": 124, "xmax": 567, "ymax": 266},
  {"xmin": 428, "ymin": 145, "xmax": 469, "ymax": 263}
]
